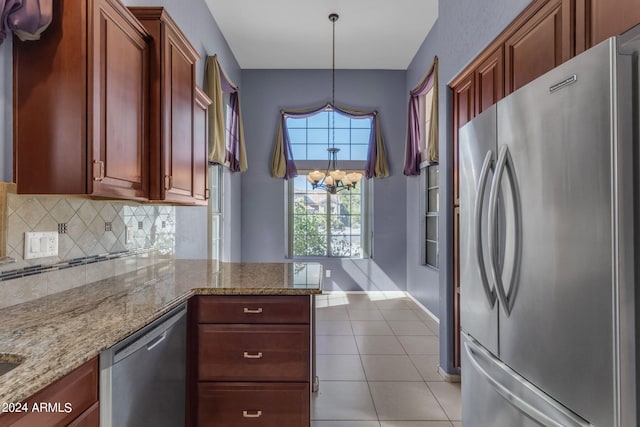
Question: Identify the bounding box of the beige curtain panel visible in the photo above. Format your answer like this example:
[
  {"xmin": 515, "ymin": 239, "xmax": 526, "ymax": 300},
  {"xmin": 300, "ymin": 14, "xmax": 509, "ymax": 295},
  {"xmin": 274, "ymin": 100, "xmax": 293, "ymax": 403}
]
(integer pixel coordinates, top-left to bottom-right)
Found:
[{"xmin": 204, "ymin": 55, "xmax": 248, "ymax": 172}]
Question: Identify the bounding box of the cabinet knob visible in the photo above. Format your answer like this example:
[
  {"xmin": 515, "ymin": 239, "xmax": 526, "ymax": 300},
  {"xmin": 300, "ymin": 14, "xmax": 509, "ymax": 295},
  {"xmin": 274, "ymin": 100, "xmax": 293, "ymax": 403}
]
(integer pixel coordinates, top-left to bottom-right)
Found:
[
  {"xmin": 242, "ymin": 410, "xmax": 262, "ymax": 418},
  {"xmin": 243, "ymin": 307, "xmax": 263, "ymax": 314},
  {"xmin": 243, "ymin": 351, "xmax": 263, "ymax": 359}
]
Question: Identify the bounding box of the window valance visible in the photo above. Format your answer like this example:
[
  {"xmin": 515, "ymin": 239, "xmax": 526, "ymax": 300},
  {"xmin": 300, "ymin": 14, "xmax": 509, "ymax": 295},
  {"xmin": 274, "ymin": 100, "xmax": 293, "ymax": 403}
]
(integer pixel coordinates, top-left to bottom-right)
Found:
[
  {"xmin": 204, "ymin": 55, "xmax": 247, "ymax": 172},
  {"xmin": 404, "ymin": 56, "xmax": 439, "ymax": 176},
  {"xmin": 271, "ymin": 103, "xmax": 390, "ymax": 180}
]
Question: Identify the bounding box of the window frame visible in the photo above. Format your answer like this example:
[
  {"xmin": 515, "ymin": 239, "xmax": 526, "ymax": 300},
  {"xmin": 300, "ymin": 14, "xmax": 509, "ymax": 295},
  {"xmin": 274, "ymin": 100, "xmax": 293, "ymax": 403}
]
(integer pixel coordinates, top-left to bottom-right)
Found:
[
  {"xmin": 285, "ymin": 171, "xmax": 372, "ymax": 260},
  {"xmin": 421, "ymin": 162, "xmax": 439, "ymax": 269}
]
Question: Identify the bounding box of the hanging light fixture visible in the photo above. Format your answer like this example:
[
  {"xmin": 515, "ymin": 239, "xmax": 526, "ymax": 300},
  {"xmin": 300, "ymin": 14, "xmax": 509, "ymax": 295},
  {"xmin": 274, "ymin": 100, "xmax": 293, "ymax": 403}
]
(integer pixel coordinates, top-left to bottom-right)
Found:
[{"xmin": 307, "ymin": 13, "xmax": 363, "ymax": 195}]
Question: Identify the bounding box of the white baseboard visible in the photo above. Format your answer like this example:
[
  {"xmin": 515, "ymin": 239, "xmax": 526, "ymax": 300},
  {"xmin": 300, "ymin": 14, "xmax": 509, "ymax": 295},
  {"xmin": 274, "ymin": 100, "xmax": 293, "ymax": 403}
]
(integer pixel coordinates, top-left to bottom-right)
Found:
[
  {"xmin": 404, "ymin": 292, "xmax": 440, "ymax": 324},
  {"xmin": 438, "ymin": 366, "xmax": 461, "ymax": 383}
]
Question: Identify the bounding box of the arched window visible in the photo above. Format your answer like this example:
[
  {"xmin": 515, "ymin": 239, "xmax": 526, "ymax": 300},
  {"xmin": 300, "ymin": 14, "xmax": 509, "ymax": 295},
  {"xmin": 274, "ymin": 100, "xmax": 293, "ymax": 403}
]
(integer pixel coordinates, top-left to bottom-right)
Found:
[{"xmin": 284, "ymin": 107, "xmax": 373, "ymax": 258}]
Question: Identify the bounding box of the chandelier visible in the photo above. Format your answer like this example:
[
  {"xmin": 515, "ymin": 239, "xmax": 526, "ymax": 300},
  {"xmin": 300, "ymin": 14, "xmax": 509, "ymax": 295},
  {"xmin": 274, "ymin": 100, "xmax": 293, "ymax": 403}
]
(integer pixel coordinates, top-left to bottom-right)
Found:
[{"xmin": 307, "ymin": 13, "xmax": 363, "ymax": 194}]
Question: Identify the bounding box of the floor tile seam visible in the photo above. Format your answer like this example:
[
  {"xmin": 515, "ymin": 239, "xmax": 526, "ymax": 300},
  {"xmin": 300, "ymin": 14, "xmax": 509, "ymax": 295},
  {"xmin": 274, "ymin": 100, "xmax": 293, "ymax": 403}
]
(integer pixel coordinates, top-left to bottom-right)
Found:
[
  {"xmin": 366, "ymin": 380, "xmax": 454, "ymax": 423},
  {"xmin": 424, "ymin": 382, "xmax": 462, "ymax": 422},
  {"xmin": 358, "ymin": 351, "xmax": 382, "ymax": 422},
  {"xmin": 354, "ymin": 334, "xmax": 409, "ymax": 356},
  {"xmin": 423, "ymin": 380, "xmax": 455, "ymax": 422},
  {"xmin": 406, "ymin": 353, "xmax": 434, "ymax": 383}
]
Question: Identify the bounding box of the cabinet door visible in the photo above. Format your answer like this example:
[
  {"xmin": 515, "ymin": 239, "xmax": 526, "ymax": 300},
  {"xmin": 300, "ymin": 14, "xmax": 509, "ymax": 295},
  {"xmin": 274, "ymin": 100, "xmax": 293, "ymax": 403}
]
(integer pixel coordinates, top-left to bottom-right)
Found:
[
  {"xmin": 193, "ymin": 87, "xmax": 211, "ymax": 204},
  {"xmin": 584, "ymin": 0, "xmax": 640, "ymax": 47},
  {"xmin": 451, "ymin": 72, "xmax": 475, "ymax": 206},
  {"xmin": 505, "ymin": 0, "xmax": 572, "ymax": 95},
  {"xmin": 476, "ymin": 47, "xmax": 504, "ymax": 115},
  {"xmin": 0, "ymin": 358, "xmax": 98, "ymax": 426},
  {"xmin": 90, "ymin": 0, "xmax": 149, "ymax": 200},
  {"xmin": 13, "ymin": 0, "xmax": 87, "ymax": 194},
  {"xmin": 163, "ymin": 24, "xmax": 196, "ymax": 203}
]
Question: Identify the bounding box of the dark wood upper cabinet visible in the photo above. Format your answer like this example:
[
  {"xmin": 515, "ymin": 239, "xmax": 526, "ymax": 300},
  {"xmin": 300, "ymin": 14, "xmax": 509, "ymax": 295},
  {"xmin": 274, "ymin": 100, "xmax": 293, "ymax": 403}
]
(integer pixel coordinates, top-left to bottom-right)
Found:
[
  {"xmin": 128, "ymin": 7, "xmax": 201, "ymax": 205},
  {"xmin": 476, "ymin": 47, "xmax": 504, "ymax": 114},
  {"xmin": 13, "ymin": 0, "xmax": 150, "ymax": 200},
  {"xmin": 193, "ymin": 87, "xmax": 212, "ymax": 204},
  {"xmin": 582, "ymin": 0, "xmax": 640, "ymax": 49},
  {"xmin": 451, "ymin": 71, "xmax": 475, "ymax": 206},
  {"xmin": 504, "ymin": 0, "xmax": 572, "ymax": 95}
]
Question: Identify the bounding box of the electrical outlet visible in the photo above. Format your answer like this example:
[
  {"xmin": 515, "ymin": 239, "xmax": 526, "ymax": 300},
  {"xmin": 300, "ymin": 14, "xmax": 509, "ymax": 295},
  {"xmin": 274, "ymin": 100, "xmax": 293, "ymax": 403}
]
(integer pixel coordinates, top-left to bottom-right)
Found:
[
  {"xmin": 24, "ymin": 231, "xmax": 58, "ymax": 260},
  {"xmin": 325, "ymin": 269, "xmax": 331, "ymax": 278}
]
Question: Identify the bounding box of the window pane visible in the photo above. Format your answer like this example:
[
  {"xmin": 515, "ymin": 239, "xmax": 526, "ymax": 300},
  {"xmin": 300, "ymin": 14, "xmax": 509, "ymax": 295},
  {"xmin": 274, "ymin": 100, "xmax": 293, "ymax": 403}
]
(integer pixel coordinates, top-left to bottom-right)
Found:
[
  {"xmin": 331, "ymin": 236, "xmax": 351, "ymax": 257},
  {"xmin": 426, "ymin": 216, "xmax": 438, "ymax": 241},
  {"xmin": 288, "ymin": 128, "xmax": 306, "ymax": 145},
  {"xmin": 426, "ymin": 241, "xmax": 438, "ymax": 267},
  {"xmin": 308, "ymin": 128, "xmax": 329, "ymax": 145},
  {"xmin": 293, "ymin": 175, "xmax": 310, "ymax": 192},
  {"xmin": 307, "ymin": 111, "xmax": 329, "ymax": 128},
  {"xmin": 428, "ymin": 165, "xmax": 439, "ymax": 186},
  {"xmin": 333, "ymin": 112, "xmax": 350, "ymax": 128},
  {"xmin": 308, "ymin": 144, "xmax": 330, "ymax": 161},
  {"xmin": 351, "ymin": 117, "xmax": 371, "ymax": 128},
  {"xmin": 291, "ymin": 144, "xmax": 306, "ymax": 160},
  {"xmin": 286, "ymin": 117, "xmax": 306, "ymax": 129},
  {"xmin": 351, "ymin": 129, "xmax": 370, "ymax": 145},
  {"xmin": 335, "ymin": 144, "xmax": 350, "ymax": 161},
  {"xmin": 428, "ymin": 189, "xmax": 439, "ymax": 212},
  {"xmin": 351, "ymin": 144, "xmax": 368, "ymax": 161},
  {"xmin": 332, "ymin": 129, "xmax": 350, "ymax": 145}
]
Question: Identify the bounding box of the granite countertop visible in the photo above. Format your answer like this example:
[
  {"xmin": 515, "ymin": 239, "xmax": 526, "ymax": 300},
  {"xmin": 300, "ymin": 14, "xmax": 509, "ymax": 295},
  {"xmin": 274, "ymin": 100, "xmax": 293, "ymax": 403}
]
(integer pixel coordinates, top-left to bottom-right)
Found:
[{"xmin": 0, "ymin": 260, "xmax": 322, "ymax": 406}]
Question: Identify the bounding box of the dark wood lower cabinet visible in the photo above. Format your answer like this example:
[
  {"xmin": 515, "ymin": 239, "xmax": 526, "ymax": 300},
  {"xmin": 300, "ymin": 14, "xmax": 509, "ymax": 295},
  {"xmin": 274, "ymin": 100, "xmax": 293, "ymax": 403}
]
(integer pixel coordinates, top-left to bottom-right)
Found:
[
  {"xmin": 67, "ymin": 402, "xmax": 99, "ymax": 427},
  {"xmin": 197, "ymin": 383, "xmax": 310, "ymax": 427},
  {"xmin": 198, "ymin": 324, "xmax": 310, "ymax": 382},
  {"xmin": 189, "ymin": 295, "xmax": 312, "ymax": 426},
  {"xmin": 0, "ymin": 358, "xmax": 99, "ymax": 427}
]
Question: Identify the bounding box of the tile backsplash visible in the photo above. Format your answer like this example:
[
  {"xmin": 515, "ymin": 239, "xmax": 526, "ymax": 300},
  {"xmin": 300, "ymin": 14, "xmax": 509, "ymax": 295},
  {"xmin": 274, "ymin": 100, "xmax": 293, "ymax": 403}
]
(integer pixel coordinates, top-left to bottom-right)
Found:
[{"xmin": 4, "ymin": 194, "xmax": 175, "ymax": 272}]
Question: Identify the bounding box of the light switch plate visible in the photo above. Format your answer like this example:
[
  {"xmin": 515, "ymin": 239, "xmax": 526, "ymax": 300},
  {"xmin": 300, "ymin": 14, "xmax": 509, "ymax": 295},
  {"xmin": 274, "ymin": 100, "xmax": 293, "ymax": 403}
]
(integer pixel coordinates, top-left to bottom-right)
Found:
[
  {"xmin": 24, "ymin": 231, "xmax": 58, "ymax": 260},
  {"xmin": 125, "ymin": 226, "xmax": 134, "ymax": 245}
]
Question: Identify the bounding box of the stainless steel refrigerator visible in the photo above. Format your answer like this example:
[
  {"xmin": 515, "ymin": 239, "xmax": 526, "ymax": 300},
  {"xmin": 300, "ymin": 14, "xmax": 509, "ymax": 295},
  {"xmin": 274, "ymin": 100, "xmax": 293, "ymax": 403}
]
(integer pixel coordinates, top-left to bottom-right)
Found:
[{"xmin": 459, "ymin": 26, "xmax": 639, "ymax": 427}]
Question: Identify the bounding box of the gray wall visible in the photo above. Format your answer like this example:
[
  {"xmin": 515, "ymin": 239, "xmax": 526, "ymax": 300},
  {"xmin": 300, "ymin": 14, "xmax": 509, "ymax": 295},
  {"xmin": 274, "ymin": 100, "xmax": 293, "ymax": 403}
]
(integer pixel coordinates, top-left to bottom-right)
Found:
[
  {"xmin": 240, "ymin": 69, "xmax": 408, "ymax": 292},
  {"xmin": 405, "ymin": 0, "xmax": 532, "ymax": 374}
]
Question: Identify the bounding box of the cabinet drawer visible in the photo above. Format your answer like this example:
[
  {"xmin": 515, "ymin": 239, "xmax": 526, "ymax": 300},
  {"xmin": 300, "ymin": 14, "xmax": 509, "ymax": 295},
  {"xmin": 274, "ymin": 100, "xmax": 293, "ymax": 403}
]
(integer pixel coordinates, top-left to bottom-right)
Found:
[
  {"xmin": 198, "ymin": 324, "xmax": 310, "ymax": 382},
  {"xmin": 196, "ymin": 295, "xmax": 310, "ymax": 324},
  {"xmin": 197, "ymin": 382, "xmax": 309, "ymax": 426},
  {"xmin": 67, "ymin": 402, "xmax": 99, "ymax": 427},
  {"xmin": 0, "ymin": 358, "xmax": 98, "ymax": 426}
]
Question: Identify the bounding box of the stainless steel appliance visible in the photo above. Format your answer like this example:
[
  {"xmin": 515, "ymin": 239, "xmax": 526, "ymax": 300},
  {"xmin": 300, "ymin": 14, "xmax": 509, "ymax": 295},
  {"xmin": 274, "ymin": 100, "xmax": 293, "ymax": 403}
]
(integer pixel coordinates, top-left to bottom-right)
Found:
[
  {"xmin": 459, "ymin": 26, "xmax": 640, "ymax": 426},
  {"xmin": 100, "ymin": 303, "xmax": 187, "ymax": 427}
]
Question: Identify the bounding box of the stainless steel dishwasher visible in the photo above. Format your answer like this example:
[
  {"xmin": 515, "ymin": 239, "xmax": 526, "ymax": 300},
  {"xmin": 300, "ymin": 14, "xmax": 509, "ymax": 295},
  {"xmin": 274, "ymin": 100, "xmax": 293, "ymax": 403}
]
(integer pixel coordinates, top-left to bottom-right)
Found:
[{"xmin": 100, "ymin": 303, "xmax": 187, "ymax": 427}]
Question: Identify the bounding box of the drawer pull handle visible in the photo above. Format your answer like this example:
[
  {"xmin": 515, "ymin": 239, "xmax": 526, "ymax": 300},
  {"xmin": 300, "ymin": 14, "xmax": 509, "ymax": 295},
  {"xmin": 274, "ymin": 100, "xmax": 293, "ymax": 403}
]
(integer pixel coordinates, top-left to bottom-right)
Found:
[
  {"xmin": 243, "ymin": 410, "xmax": 262, "ymax": 418},
  {"xmin": 243, "ymin": 307, "xmax": 263, "ymax": 314},
  {"xmin": 243, "ymin": 351, "xmax": 263, "ymax": 359}
]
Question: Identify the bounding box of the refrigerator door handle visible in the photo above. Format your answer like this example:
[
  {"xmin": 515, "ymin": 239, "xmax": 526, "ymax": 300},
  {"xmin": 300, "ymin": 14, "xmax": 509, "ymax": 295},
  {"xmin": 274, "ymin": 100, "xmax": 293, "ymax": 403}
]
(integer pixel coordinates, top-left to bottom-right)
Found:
[
  {"xmin": 488, "ymin": 145, "xmax": 522, "ymax": 316},
  {"xmin": 464, "ymin": 338, "xmax": 593, "ymax": 427},
  {"xmin": 474, "ymin": 150, "xmax": 497, "ymax": 308}
]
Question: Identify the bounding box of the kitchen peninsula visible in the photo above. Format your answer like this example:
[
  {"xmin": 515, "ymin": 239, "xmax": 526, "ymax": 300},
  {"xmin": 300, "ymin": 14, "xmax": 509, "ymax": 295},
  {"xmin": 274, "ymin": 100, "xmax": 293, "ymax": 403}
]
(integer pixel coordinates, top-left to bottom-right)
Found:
[{"xmin": 0, "ymin": 261, "xmax": 322, "ymax": 426}]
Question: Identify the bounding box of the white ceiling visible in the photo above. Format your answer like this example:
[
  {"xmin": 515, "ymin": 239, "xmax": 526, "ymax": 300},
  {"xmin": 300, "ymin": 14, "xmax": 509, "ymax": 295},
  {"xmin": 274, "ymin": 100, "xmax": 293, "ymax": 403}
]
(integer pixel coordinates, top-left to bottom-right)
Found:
[{"xmin": 204, "ymin": 0, "xmax": 438, "ymax": 70}]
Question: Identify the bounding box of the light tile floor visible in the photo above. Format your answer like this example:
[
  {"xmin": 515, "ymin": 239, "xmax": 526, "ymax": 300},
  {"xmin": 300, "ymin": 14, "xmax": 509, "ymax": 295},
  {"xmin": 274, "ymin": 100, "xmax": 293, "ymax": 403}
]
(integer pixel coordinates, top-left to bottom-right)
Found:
[{"xmin": 313, "ymin": 292, "xmax": 461, "ymax": 427}]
